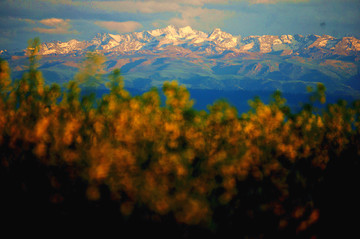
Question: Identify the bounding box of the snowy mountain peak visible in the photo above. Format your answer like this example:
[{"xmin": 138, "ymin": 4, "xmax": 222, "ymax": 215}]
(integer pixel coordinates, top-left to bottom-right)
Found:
[
  {"xmin": 334, "ymin": 37, "xmax": 360, "ymax": 52},
  {"xmin": 280, "ymin": 35, "xmax": 294, "ymax": 44},
  {"xmin": 0, "ymin": 49, "xmax": 9, "ymax": 56},
  {"xmin": 149, "ymin": 25, "xmax": 178, "ymax": 37},
  {"xmin": 164, "ymin": 25, "xmax": 177, "ymax": 31},
  {"xmin": 209, "ymin": 28, "xmax": 234, "ymax": 41},
  {"xmin": 211, "ymin": 28, "xmax": 222, "ymax": 34},
  {"xmin": 179, "ymin": 26, "xmax": 194, "ymax": 34},
  {"xmin": 33, "ymin": 26, "xmax": 360, "ymax": 56},
  {"xmin": 163, "ymin": 25, "xmax": 178, "ymax": 37},
  {"xmin": 109, "ymin": 34, "xmax": 121, "ymax": 42},
  {"xmin": 209, "ymin": 28, "xmax": 225, "ymax": 37}
]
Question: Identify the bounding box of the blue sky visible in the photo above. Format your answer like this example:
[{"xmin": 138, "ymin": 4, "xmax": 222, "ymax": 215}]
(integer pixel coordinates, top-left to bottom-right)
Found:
[{"xmin": 1, "ymin": 0, "xmax": 359, "ymax": 51}]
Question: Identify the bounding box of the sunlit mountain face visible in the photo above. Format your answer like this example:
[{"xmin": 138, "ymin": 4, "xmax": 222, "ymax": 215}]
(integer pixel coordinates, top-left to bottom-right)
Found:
[
  {"xmin": 2, "ymin": 25, "xmax": 360, "ymax": 111},
  {"xmin": 25, "ymin": 25, "xmax": 359, "ymax": 56}
]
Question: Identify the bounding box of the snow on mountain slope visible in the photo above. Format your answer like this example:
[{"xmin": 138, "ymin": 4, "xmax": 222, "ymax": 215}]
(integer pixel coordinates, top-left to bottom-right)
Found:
[
  {"xmin": 208, "ymin": 28, "xmax": 238, "ymax": 49},
  {"xmin": 308, "ymin": 35, "xmax": 337, "ymax": 49},
  {"xmin": 334, "ymin": 37, "xmax": 360, "ymax": 52},
  {"xmin": 35, "ymin": 25, "xmax": 360, "ymax": 57},
  {"xmin": 0, "ymin": 49, "xmax": 9, "ymax": 56},
  {"xmin": 40, "ymin": 39, "xmax": 89, "ymax": 55}
]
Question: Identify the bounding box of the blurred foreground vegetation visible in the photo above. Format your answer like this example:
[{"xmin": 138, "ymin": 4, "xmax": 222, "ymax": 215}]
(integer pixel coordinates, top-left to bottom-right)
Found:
[{"xmin": 0, "ymin": 39, "xmax": 359, "ymax": 238}]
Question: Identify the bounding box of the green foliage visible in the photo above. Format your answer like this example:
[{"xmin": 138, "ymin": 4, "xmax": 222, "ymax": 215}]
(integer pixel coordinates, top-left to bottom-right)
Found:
[
  {"xmin": 308, "ymin": 83, "xmax": 326, "ymax": 104},
  {"xmin": 74, "ymin": 52, "xmax": 106, "ymax": 88},
  {"xmin": 0, "ymin": 59, "xmax": 11, "ymax": 98}
]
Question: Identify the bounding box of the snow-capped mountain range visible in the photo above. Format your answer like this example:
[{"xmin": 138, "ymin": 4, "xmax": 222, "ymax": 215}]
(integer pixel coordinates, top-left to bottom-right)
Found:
[
  {"xmin": 34, "ymin": 25, "xmax": 360, "ymax": 56},
  {"xmin": 3, "ymin": 25, "xmax": 360, "ymax": 98}
]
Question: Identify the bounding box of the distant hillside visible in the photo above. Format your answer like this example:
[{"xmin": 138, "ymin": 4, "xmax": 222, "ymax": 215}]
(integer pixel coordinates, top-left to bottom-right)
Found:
[{"xmin": 2, "ymin": 25, "xmax": 360, "ymax": 96}]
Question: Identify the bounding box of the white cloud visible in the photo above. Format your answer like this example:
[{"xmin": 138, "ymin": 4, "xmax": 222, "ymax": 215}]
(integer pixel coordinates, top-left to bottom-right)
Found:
[
  {"xmin": 33, "ymin": 18, "xmax": 77, "ymax": 34},
  {"xmin": 87, "ymin": 0, "xmax": 233, "ymax": 14},
  {"xmin": 94, "ymin": 20, "xmax": 143, "ymax": 33},
  {"xmin": 248, "ymin": 0, "xmax": 309, "ymax": 4},
  {"xmin": 88, "ymin": 1, "xmax": 231, "ymax": 31},
  {"xmin": 38, "ymin": 0, "xmax": 79, "ymax": 5},
  {"xmin": 39, "ymin": 18, "xmax": 67, "ymax": 27},
  {"xmin": 32, "ymin": 1, "xmax": 310, "ymax": 36},
  {"xmin": 91, "ymin": 1, "xmax": 180, "ymax": 13},
  {"xmin": 17, "ymin": 18, "xmax": 36, "ymax": 24},
  {"xmin": 38, "ymin": 0, "xmax": 312, "ymax": 11},
  {"xmin": 144, "ymin": 0, "xmax": 226, "ymax": 6},
  {"xmin": 168, "ymin": 7, "xmax": 231, "ymax": 31}
]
